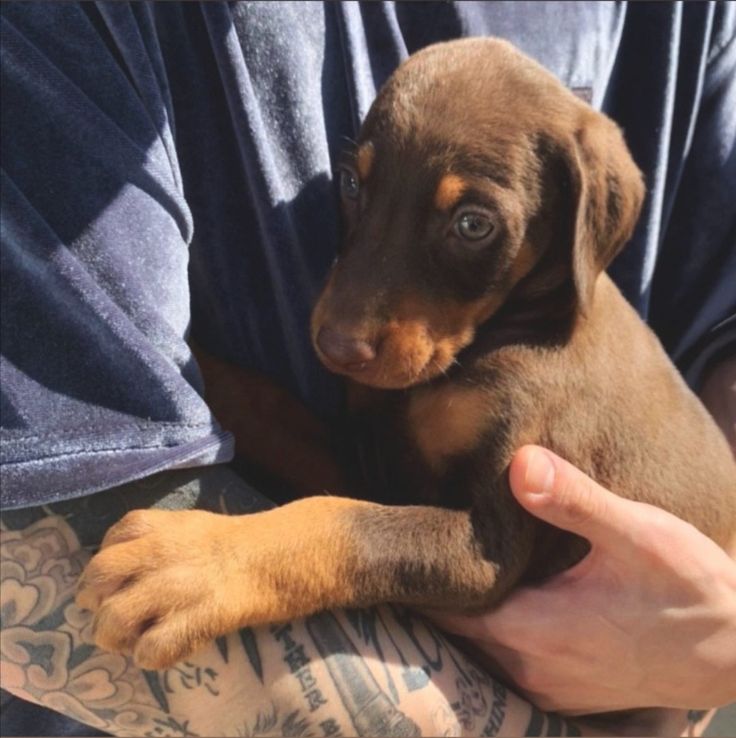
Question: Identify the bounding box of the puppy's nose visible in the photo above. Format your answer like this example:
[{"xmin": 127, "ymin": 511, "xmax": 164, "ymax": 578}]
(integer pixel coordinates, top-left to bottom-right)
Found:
[{"xmin": 316, "ymin": 326, "xmax": 376, "ymax": 370}]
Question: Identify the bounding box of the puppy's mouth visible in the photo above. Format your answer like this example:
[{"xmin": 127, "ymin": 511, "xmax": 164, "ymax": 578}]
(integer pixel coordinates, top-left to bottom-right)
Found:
[{"xmin": 312, "ymin": 320, "xmax": 473, "ymax": 390}]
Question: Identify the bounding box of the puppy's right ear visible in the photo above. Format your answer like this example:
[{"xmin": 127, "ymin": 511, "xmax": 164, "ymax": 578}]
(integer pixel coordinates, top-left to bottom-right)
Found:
[{"xmin": 561, "ymin": 111, "xmax": 645, "ymax": 313}]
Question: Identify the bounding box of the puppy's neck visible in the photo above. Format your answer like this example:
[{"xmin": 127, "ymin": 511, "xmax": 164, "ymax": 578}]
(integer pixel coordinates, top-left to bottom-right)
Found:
[{"xmin": 472, "ymin": 270, "xmax": 579, "ymax": 354}]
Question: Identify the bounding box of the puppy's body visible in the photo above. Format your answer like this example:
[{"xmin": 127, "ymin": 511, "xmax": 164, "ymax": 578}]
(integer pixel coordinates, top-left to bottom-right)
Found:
[
  {"xmin": 350, "ymin": 273, "xmax": 735, "ymax": 599},
  {"xmin": 79, "ymin": 38, "xmax": 736, "ymax": 671}
]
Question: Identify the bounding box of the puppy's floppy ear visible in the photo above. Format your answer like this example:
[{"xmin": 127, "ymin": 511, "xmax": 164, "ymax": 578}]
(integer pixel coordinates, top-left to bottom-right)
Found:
[{"xmin": 562, "ymin": 111, "xmax": 645, "ymax": 312}]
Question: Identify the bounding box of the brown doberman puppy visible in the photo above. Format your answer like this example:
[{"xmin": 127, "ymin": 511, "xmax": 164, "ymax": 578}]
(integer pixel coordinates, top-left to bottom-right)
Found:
[{"xmin": 78, "ymin": 38, "xmax": 736, "ymax": 671}]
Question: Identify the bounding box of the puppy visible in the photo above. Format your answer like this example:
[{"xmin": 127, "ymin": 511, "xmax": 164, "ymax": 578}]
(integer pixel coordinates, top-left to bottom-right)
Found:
[{"xmin": 78, "ymin": 38, "xmax": 736, "ymax": 671}]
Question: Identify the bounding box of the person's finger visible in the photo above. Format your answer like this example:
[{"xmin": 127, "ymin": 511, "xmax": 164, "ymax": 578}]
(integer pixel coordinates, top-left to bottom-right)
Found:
[{"xmin": 509, "ymin": 445, "xmax": 643, "ymax": 548}]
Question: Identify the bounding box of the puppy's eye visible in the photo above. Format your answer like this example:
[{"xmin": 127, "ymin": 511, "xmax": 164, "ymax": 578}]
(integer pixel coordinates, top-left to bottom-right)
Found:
[
  {"xmin": 340, "ymin": 169, "xmax": 360, "ymax": 200},
  {"xmin": 455, "ymin": 212, "xmax": 494, "ymax": 242}
]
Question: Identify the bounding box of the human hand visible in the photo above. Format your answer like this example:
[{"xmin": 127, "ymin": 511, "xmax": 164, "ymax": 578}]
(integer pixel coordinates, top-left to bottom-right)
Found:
[{"xmin": 432, "ymin": 445, "xmax": 736, "ymax": 714}]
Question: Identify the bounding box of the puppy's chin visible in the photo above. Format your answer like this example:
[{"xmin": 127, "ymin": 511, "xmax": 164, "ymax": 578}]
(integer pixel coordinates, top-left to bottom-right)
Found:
[{"xmin": 342, "ymin": 362, "xmax": 437, "ymax": 391}]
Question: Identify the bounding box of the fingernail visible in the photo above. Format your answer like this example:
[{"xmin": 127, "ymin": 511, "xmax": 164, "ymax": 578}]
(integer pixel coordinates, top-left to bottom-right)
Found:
[{"xmin": 524, "ymin": 449, "xmax": 555, "ymax": 494}]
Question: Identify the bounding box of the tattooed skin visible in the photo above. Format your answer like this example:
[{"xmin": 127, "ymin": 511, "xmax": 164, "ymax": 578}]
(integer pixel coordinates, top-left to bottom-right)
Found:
[
  {"xmin": 237, "ymin": 703, "xmax": 314, "ymax": 737},
  {"xmin": 1, "ymin": 466, "xmax": 585, "ymax": 737},
  {"xmin": 1, "ymin": 514, "xmax": 173, "ymax": 735}
]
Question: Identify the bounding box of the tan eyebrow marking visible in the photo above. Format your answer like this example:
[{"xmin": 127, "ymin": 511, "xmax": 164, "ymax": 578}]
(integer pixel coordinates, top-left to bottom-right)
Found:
[
  {"xmin": 356, "ymin": 142, "xmax": 375, "ymax": 180},
  {"xmin": 434, "ymin": 174, "xmax": 466, "ymax": 211}
]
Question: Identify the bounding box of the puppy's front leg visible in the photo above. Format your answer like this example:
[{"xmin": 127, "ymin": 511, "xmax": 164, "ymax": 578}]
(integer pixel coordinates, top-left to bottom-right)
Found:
[{"xmin": 77, "ymin": 498, "xmax": 515, "ymax": 669}]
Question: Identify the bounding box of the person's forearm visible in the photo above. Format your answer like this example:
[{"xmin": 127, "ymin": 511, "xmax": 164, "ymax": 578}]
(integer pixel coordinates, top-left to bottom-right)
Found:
[
  {"xmin": 1, "ymin": 468, "xmax": 586, "ymax": 737},
  {"xmin": 114, "ymin": 605, "xmax": 551, "ymax": 737}
]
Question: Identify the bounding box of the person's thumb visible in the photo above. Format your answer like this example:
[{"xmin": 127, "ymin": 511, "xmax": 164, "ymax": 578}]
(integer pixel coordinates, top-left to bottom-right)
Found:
[{"xmin": 509, "ymin": 445, "xmax": 638, "ymax": 547}]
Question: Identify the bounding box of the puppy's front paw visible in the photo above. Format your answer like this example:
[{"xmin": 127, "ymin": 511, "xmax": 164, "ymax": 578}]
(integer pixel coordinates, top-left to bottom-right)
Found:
[{"xmin": 76, "ymin": 509, "xmax": 257, "ymax": 670}]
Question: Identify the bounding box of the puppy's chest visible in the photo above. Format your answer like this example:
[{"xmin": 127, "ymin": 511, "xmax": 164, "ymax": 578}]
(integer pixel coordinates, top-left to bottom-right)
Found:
[
  {"xmin": 405, "ymin": 382, "xmax": 500, "ymax": 474},
  {"xmin": 349, "ymin": 380, "xmax": 509, "ymax": 507}
]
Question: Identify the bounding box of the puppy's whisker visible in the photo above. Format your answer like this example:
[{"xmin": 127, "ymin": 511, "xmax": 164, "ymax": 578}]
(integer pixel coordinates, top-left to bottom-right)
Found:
[{"xmin": 433, "ymin": 358, "xmax": 450, "ymax": 379}]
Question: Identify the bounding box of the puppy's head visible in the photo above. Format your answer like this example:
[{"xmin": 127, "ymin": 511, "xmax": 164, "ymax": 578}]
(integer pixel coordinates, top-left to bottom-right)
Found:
[{"xmin": 312, "ymin": 38, "xmax": 644, "ymax": 389}]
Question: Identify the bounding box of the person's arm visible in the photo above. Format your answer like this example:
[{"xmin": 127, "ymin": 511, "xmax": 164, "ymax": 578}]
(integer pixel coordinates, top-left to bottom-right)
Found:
[
  {"xmin": 2, "ymin": 466, "xmax": 586, "ymax": 738},
  {"xmin": 432, "ymin": 440, "xmax": 736, "ymax": 716}
]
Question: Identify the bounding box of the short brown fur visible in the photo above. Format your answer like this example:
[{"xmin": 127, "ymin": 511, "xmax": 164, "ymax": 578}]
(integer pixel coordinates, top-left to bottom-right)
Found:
[
  {"xmin": 80, "ymin": 39, "xmax": 736, "ymax": 680},
  {"xmin": 408, "ymin": 384, "xmax": 491, "ymax": 473}
]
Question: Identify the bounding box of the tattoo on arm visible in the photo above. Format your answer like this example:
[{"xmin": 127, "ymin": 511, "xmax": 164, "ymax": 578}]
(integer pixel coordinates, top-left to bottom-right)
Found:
[
  {"xmin": 1, "ymin": 467, "xmax": 581, "ymax": 737},
  {"xmin": 238, "ymin": 703, "xmax": 315, "ymax": 737},
  {"xmin": 306, "ymin": 612, "xmax": 421, "ymax": 737},
  {"xmin": 239, "ymin": 628, "xmax": 264, "ymax": 683},
  {"xmin": 271, "ymin": 621, "xmax": 329, "ymax": 715},
  {"xmin": 1, "ymin": 469, "xmax": 269, "ymax": 736}
]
